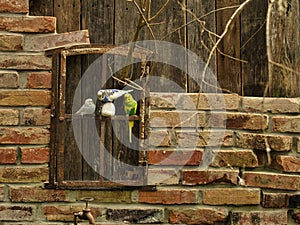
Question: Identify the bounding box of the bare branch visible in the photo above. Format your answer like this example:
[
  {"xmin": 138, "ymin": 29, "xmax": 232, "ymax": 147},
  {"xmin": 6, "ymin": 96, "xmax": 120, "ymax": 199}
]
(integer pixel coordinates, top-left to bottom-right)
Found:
[{"xmin": 149, "ymin": 0, "xmax": 172, "ymax": 22}]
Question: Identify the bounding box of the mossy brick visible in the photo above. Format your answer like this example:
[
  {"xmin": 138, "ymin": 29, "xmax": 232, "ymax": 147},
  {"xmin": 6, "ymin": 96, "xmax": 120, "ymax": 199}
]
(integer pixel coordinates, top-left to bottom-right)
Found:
[
  {"xmin": 0, "ymin": 90, "xmax": 51, "ymax": 106},
  {"xmin": 0, "ymin": 34, "xmax": 23, "ymax": 51},
  {"xmin": 0, "ymin": 167, "xmax": 48, "ymax": 183}
]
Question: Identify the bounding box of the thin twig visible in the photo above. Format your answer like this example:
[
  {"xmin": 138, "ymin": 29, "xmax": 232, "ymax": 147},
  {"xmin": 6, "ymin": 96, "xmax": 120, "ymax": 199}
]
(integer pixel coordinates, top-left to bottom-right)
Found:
[
  {"xmin": 195, "ymin": 0, "xmax": 253, "ymax": 108},
  {"xmin": 149, "ymin": 0, "xmax": 172, "ymax": 22}
]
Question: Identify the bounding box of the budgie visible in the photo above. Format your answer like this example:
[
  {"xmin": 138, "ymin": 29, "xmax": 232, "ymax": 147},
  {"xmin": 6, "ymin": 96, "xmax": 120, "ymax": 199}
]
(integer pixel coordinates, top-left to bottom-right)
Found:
[
  {"xmin": 97, "ymin": 89, "xmax": 133, "ymax": 102},
  {"xmin": 75, "ymin": 98, "xmax": 96, "ymax": 116},
  {"xmin": 124, "ymin": 93, "xmax": 137, "ymax": 143}
]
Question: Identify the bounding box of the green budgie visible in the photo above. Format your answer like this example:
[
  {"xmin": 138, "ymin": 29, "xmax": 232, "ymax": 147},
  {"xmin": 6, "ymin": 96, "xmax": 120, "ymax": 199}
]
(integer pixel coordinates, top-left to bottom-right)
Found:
[{"xmin": 124, "ymin": 93, "xmax": 137, "ymax": 143}]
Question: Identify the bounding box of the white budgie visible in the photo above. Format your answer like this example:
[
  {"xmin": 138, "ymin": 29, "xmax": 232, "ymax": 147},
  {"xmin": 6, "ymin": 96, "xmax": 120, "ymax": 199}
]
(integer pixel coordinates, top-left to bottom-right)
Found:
[
  {"xmin": 97, "ymin": 89, "xmax": 133, "ymax": 102},
  {"xmin": 75, "ymin": 98, "xmax": 96, "ymax": 116}
]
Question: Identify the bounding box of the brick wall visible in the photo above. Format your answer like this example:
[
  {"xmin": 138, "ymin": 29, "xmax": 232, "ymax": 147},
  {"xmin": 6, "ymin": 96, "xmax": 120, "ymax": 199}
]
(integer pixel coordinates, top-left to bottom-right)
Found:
[{"xmin": 0, "ymin": 0, "xmax": 300, "ymax": 225}]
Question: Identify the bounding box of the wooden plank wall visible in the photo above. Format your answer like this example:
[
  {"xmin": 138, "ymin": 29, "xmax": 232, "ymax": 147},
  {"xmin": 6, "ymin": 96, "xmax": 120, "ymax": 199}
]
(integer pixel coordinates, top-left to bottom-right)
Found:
[{"xmin": 29, "ymin": 0, "xmax": 300, "ymax": 97}]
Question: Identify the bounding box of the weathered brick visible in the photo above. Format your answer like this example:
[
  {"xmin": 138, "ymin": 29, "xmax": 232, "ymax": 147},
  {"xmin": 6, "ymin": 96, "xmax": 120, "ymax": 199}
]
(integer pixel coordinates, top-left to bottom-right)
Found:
[
  {"xmin": 149, "ymin": 130, "xmax": 171, "ymax": 147},
  {"xmin": 0, "ymin": 127, "xmax": 50, "ymax": 144},
  {"xmin": 293, "ymin": 210, "xmax": 300, "ymax": 223},
  {"xmin": 209, "ymin": 112, "xmax": 268, "ymax": 130},
  {"xmin": 169, "ymin": 207, "xmax": 228, "ymax": 224},
  {"xmin": 150, "ymin": 110, "xmax": 205, "ymax": 128},
  {"xmin": 0, "ymin": 185, "xmax": 4, "ymax": 201},
  {"xmin": 77, "ymin": 190, "xmax": 132, "ymax": 203},
  {"xmin": 148, "ymin": 149, "xmax": 203, "ymax": 165},
  {"xmin": 106, "ymin": 208, "xmax": 164, "ymax": 223},
  {"xmin": 0, "ymin": 109, "xmax": 19, "ymax": 125},
  {"xmin": 43, "ymin": 205, "xmax": 100, "ymax": 222},
  {"xmin": 26, "ymin": 72, "xmax": 52, "ymax": 89},
  {"xmin": 242, "ymin": 97, "xmax": 300, "ymax": 113},
  {"xmin": 0, "ymin": 15, "xmax": 56, "ymax": 33},
  {"xmin": 0, "ymin": 53, "xmax": 52, "ymax": 70},
  {"xmin": 0, "ymin": 167, "xmax": 48, "ymax": 183},
  {"xmin": 182, "ymin": 169, "xmax": 239, "ymax": 185},
  {"xmin": 0, "ymin": 70, "xmax": 18, "ymax": 88},
  {"xmin": 21, "ymin": 147, "xmax": 49, "ymax": 164},
  {"xmin": 211, "ymin": 149, "xmax": 258, "ymax": 168},
  {"xmin": 139, "ymin": 189, "xmax": 197, "ymax": 204},
  {"xmin": 0, "ymin": 34, "xmax": 23, "ymax": 51},
  {"xmin": 272, "ymin": 116, "xmax": 300, "ymax": 133},
  {"xmin": 0, "ymin": 0, "xmax": 29, "ymax": 13},
  {"xmin": 0, "ymin": 147, "xmax": 17, "ymax": 164},
  {"xmin": 0, "ymin": 90, "xmax": 51, "ymax": 106},
  {"xmin": 178, "ymin": 93, "xmax": 240, "ymax": 110},
  {"xmin": 21, "ymin": 108, "xmax": 50, "ymax": 126},
  {"xmin": 176, "ymin": 130, "xmax": 234, "ymax": 147},
  {"xmin": 150, "ymin": 92, "xmax": 179, "ymax": 109},
  {"xmin": 274, "ymin": 155, "xmax": 300, "ymax": 172},
  {"xmin": 231, "ymin": 210, "xmax": 288, "ymax": 225},
  {"xmin": 9, "ymin": 186, "xmax": 66, "ymax": 202},
  {"xmin": 243, "ymin": 171, "xmax": 300, "ymax": 190},
  {"xmin": 202, "ymin": 188, "xmax": 260, "ymax": 205},
  {"xmin": 262, "ymin": 191, "xmax": 290, "ymax": 208},
  {"xmin": 24, "ymin": 30, "xmax": 90, "ymax": 51},
  {"xmin": 236, "ymin": 132, "xmax": 292, "ymax": 152},
  {"xmin": 147, "ymin": 168, "xmax": 179, "ymax": 185},
  {"xmin": 0, "ymin": 205, "xmax": 34, "ymax": 221}
]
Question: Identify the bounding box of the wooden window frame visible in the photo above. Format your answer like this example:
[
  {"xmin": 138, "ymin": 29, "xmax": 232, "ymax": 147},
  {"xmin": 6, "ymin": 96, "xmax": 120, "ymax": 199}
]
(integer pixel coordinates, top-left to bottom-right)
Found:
[{"xmin": 46, "ymin": 45, "xmax": 152, "ymax": 189}]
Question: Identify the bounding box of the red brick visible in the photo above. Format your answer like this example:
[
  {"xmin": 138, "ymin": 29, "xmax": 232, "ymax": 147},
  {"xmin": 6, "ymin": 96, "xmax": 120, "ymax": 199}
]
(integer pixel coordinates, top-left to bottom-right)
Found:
[
  {"xmin": 0, "ymin": 34, "xmax": 23, "ymax": 51},
  {"xmin": 243, "ymin": 171, "xmax": 300, "ymax": 190},
  {"xmin": 0, "ymin": 109, "xmax": 19, "ymax": 125},
  {"xmin": 148, "ymin": 149, "xmax": 203, "ymax": 165},
  {"xmin": 262, "ymin": 191, "xmax": 290, "ymax": 208},
  {"xmin": 274, "ymin": 155, "xmax": 300, "ymax": 172},
  {"xmin": 0, "ymin": 148, "xmax": 17, "ymax": 164},
  {"xmin": 21, "ymin": 108, "xmax": 50, "ymax": 126},
  {"xmin": 150, "ymin": 110, "xmax": 205, "ymax": 128},
  {"xmin": 272, "ymin": 116, "xmax": 300, "ymax": 133},
  {"xmin": 0, "ymin": 90, "xmax": 51, "ymax": 106},
  {"xmin": 147, "ymin": 168, "xmax": 179, "ymax": 185},
  {"xmin": 231, "ymin": 210, "xmax": 288, "ymax": 225},
  {"xmin": 236, "ymin": 132, "xmax": 292, "ymax": 152},
  {"xmin": 21, "ymin": 147, "xmax": 49, "ymax": 164},
  {"xmin": 24, "ymin": 30, "xmax": 90, "ymax": 51},
  {"xmin": 211, "ymin": 149, "xmax": 258, "ymax": 168},
  {"xmin": 203, "ymin": 188, "xmax": 260, "ymax": 205},
  {"xmin": 0, "ymin": 15, "xmax": 56, "ymax": 33},
  {"xmin": 0, "ymin": 205, "xmax": 34, "ymax": 221},
  {"xmin": 178, "ymin": 93, "xmax": 240, "ymax": 110},
  {"xmin": 0, "ymin": 71, "xmax": 18, "ymax": 88},
  {"xmin": 149, "ymin": 130, "xmax": 171, "ymax": 147},
  {"xmin": 0, "ymin": 167, "xmax": 48, "ymax": 183},
  {"xmin": 9, "ymin": 186, "xmax": 66, "ymax": 202},
  {"xmin": 0, "ymin": 54, "xmax": 52, "ymax": 70},
  {"xmin": 169, "ymin": 207, "xmax": 228, "ymax": 224},
  {"xmin": 0, "ymin": 0, "xmax": 29, "ymax": 13},
  {"xmin": 26, "ymin": 72, "xmax": 52, "ymax": 89},
  {"xmin": 176, "ymin": 130, "xmax": 234, "ymax": 147},
  {"xmin": 182, "ymin": 169, "xmax": 239, "ymax": 185},
  {"xmin": 43, "ymin": 205, "xmax": 100, "ymax": 222},
  {"xmin": 209, "ymin": 112, "xmax": 268, "ymax": 130},
  {"xmin": 0, "ymin": 127, "xmax": 50, "ymax": 144},
  {"xmin": 242, "ymin": 97, "xmax": 300, "ymax": 113},
  {"xmin": 139, "ymin": 189, "xmax": 197, "ymax": 204}
]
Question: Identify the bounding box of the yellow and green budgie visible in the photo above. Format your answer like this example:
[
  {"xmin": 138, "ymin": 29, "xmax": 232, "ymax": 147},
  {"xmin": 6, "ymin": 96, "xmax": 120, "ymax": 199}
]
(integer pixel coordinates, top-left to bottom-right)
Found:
[{"xmin": 124, "ymin": 93, "xmax": 137, "ymax": 143}]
